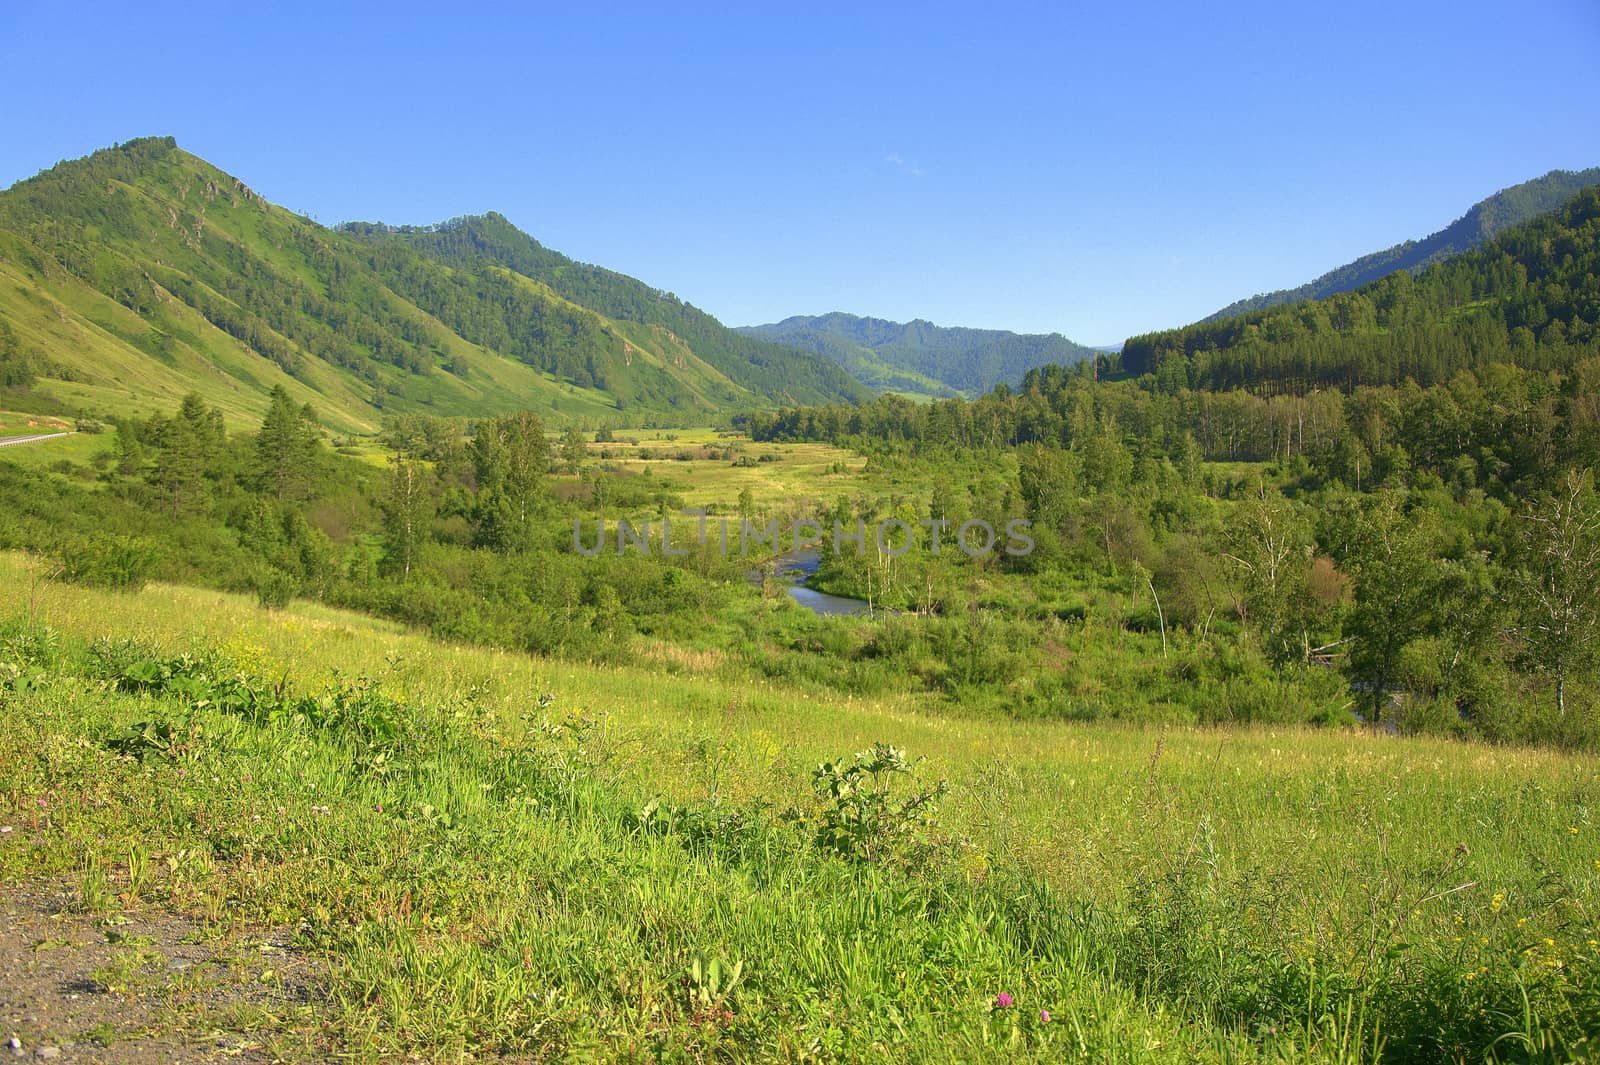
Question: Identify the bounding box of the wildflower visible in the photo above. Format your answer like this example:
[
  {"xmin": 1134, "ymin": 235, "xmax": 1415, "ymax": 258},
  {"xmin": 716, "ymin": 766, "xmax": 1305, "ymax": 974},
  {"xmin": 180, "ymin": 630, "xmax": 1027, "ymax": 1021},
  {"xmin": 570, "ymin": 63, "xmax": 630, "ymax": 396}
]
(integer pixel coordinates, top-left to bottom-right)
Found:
[
  {"xmin": 375, "ymin": 804, "xmax": 384, "ymax": 813},
  {"xmin": 995, "ymin": 992, "xmax": 1013, "ymax": 1009},
  {"xmin": 1039, "ymin": 1009, "xmax": 1050, "ymax": 1024},
  {"xmin": 1490, "ymin": 892, "xmax": 1504, "ymax": 913}
]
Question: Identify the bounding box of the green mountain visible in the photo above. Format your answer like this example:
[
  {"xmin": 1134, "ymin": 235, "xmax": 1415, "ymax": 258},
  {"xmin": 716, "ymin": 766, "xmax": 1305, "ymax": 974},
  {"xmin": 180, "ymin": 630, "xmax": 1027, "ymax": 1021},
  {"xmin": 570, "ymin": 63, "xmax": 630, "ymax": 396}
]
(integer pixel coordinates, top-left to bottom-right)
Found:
[
  {"xmin": 0, "ymin": 138, "xmax": 865, "ymax": 433},
  {"xmin": 1205, "ymin": 167, "xmax": 1600, "ymax": 322},
  {"xmin": 1122, "ymin": 186, "xmax": 1600, "ymax": 392},
  {"xmin": 341, "ymin": 213, "xmax": 869, "ymax": 411},
  {"xmin": 739, "ymin": 312, "xmax": 1097, "ymax": 397}
]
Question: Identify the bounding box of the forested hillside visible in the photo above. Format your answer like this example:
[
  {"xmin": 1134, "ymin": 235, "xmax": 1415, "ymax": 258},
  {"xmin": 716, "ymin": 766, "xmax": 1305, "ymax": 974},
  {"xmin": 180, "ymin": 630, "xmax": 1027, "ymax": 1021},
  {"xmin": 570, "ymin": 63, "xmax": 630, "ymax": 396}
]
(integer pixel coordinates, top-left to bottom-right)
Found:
[
  {"xmin": 1122, "ymin": 186, "xmax": 1600, "ymax": 392},
  {"xmin": 741, "ymin": 311, "xmax": 1096, "ymax": 396},
  {"xmin": 341, "ymin": 214, "xmax": 870, "ymax": 408},
  {"xmin": 1206, "ymin": 166, "xmax": 1600, "ymax": 321},
  {"xmin": 0, "ymin": 138, "xmax": 864, "ymax": 431}
]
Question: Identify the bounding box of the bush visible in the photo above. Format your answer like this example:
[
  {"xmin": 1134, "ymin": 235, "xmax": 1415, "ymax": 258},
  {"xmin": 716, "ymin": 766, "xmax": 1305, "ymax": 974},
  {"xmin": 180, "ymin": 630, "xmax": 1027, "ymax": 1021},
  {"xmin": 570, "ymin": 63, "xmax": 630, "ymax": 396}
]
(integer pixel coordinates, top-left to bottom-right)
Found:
[
  {"xmin": 252, "ymin": 567, "xmax": 298, "ymax": 610},
  {"xmin": 805, "ymin": 743, "xmax": 948, "ymax": 865},
  {"xmin": 52, "ymin": 534, "xmax": 159, "ymax": 592}
]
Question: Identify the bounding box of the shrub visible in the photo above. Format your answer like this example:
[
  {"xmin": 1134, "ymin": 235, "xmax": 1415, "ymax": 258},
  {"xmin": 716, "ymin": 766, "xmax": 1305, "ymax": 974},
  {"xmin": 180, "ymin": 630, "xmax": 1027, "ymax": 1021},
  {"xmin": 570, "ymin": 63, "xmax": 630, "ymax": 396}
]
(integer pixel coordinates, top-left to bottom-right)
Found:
[
  {"xmin": 52, "ymin": 534, "xmax": 159, "ymax": 592},
  {"xmin": 805, "ymin": 743, "xmax": 948, "ymax": 865},
  {"xmin": 252, "ymin": 567, "xmax": 297, "ymax": 610}
]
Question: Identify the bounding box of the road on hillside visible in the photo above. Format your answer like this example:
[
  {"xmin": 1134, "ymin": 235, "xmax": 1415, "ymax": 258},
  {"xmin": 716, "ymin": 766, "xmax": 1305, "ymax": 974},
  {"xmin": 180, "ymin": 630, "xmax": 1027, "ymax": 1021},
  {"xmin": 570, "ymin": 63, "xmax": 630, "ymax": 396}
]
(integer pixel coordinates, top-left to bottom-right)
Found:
[{"xmin": 0, "ymin": 431, "xmax": 74, "ymax": 448}]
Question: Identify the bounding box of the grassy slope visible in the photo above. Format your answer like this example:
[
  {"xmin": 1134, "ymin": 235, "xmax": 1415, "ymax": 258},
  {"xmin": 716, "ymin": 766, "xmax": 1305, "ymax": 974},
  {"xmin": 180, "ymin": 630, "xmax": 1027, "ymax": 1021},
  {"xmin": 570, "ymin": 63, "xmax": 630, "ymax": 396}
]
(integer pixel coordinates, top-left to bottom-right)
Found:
[
  {"xmin": 0, "ymin": 171, "xmax": 626, "ymax": 432},
  {"xmin": 2, "ymin": 552, "xmax": 1596, "ymax": 1061},
  {"xmin": 0, "ymin": 141, "xmax": 854, "ymax": 431},
  {"xmin": 755, "ymin": 326, "xmax": 965, "ymax": 398}
]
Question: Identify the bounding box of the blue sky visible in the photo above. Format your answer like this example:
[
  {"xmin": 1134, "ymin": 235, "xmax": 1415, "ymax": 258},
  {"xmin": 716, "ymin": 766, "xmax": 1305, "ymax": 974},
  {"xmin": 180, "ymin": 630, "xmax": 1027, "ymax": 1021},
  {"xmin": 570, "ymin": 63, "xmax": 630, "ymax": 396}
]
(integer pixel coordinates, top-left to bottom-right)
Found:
[{"xmin": 2, "ymin": 2, "xmax": 1597, "ymax": 343}]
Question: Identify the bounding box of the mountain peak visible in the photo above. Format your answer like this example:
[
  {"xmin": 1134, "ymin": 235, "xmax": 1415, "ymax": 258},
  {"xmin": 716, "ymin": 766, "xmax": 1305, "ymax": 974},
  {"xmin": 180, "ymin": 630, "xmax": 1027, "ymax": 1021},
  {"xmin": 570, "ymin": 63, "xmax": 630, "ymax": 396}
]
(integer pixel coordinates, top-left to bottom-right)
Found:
[{"xmin": 0, "ymin": 139, "xmax": 867, "ymax": 431}]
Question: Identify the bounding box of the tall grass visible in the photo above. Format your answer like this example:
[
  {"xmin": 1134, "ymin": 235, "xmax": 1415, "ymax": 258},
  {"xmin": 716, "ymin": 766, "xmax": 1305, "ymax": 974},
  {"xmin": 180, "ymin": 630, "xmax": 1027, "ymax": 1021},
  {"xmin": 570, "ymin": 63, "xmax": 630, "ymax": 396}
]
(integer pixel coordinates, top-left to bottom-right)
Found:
[{"xmin": 1, "ymin": 552, "xmax": 1596, "ymax": 1061}]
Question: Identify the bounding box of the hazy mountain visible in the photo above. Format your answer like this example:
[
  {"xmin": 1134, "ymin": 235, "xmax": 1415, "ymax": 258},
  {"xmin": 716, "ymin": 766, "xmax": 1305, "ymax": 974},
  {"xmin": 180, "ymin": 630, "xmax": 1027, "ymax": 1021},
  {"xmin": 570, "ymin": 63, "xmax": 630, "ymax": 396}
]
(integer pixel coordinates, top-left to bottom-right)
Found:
[
  {"xmin": 1205, "ymin": 167, "xmax": 1600, "ymax": 322},
  {"xmin": 740, "ymin": 312, "xmax": 1096, "ymax": 397}
]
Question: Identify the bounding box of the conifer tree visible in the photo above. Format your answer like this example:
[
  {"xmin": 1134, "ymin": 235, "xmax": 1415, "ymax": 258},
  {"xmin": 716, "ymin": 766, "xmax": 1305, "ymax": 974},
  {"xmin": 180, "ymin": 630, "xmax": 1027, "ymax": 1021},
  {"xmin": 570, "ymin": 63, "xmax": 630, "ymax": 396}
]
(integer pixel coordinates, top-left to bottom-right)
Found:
[{"xmin": 255, "ymin": 386, "xmax": 319, "ymax": 501}]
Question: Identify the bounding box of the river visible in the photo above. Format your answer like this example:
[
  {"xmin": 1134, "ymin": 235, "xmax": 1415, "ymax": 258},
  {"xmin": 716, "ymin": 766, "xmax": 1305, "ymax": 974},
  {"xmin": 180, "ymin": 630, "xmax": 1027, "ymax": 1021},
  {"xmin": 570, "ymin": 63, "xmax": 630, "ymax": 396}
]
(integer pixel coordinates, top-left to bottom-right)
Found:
[{"xmin": 756, "ymin": 547, "xmax": 874, "ymax": 617}]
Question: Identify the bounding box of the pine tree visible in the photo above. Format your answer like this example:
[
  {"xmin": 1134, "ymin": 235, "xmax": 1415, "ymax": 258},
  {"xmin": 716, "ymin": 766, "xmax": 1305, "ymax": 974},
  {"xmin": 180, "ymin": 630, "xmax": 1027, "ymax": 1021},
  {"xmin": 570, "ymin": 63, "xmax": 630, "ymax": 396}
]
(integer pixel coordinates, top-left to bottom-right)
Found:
[
  {"xmin": 147, "ymin": 393, "xmax": 221, "ymax": 515},
  {"xmin": 255, "ymin": 386, "xmax": 318, "ymax": 501}
]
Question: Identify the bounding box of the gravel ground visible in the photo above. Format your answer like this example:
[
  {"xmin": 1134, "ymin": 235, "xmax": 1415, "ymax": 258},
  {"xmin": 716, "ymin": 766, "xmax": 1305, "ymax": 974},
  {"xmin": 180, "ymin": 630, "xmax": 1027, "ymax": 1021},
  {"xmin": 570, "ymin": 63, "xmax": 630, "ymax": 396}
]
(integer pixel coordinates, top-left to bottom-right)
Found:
[{"xmin": 0, "ymin": 879, "xmax": 318, "ymax": 1063}]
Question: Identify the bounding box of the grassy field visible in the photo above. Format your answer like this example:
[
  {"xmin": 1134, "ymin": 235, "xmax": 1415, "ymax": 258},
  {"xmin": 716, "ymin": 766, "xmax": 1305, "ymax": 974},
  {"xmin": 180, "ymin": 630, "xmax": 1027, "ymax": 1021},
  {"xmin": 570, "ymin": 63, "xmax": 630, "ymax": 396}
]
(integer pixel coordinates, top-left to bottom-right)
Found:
[
  {"xmin": 569, "ymin": 430, "xmax": 868, "ymax": 513},
  {"xmin": 0, "ymin": 429, "xmax": 116, "ymax": 484},
  {"xmin": 1, "ymin": 551, "xmax": 1597, "ymax": 1062},
  {"xmin": 0, "ymin": 410, "xmax": 74, "ymax": 436}
]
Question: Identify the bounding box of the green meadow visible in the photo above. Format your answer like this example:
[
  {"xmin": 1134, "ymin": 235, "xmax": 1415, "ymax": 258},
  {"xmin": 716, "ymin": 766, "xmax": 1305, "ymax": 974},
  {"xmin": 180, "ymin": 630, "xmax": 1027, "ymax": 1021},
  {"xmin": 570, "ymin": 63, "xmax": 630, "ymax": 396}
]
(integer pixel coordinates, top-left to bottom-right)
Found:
[{"xmin": 2, "ymin": 551, "xmax": 1596, "ymax": 1062}]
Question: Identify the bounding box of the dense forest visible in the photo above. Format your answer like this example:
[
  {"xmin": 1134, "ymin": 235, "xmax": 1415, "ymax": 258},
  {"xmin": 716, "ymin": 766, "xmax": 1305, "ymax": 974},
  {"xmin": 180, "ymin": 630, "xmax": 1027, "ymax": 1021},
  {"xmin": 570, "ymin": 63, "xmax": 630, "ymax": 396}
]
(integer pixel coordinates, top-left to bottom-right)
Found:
[
  {"xmin": 1206, "ymin": 166, "xmax": 1600, "ymax": 320},
  {"xmin": 341, "ymin": 213, "xmax": 869, "ymax": 408},
  {"xmin": 1122, "ymin": 187, "xmax": 1600, "ymax": 392},
  {"xmin": 738, "ymin": 191, "xmax": 1600, "ymax": 746}
]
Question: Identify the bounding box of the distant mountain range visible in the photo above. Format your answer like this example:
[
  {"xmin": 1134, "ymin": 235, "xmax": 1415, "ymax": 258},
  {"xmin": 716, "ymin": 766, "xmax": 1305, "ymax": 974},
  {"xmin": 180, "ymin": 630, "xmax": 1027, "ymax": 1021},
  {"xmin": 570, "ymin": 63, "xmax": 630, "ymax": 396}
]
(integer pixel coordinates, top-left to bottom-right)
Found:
[
  {"xmin": 0, "ymin": 138, "xmax": 866, "ymax": 432},
  {"xmin": 1204, "ymin": 167, "xmax": 1600, "ymax": 323},
  {"xmin": 739, "ymin": 312, "xmax": 1097, "ymax": 398}
]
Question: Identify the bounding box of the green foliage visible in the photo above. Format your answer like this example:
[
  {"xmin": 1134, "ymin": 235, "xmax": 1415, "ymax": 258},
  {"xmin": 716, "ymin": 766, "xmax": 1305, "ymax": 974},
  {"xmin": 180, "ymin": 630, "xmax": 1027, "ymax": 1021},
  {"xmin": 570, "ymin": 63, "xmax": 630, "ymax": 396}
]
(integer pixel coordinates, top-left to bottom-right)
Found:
[
  {"xmin": 0, "ymin": 139, "xmax": 864, "ymax": 434},
  {"xmin": 379, "ymin": 455, "xmax": 430, "ymax": 580},
  {"xmin": 251, "ymin": 566, "xmax": 297, "ymax": 610},
  {"xmin": 51, "ymin": 534, "xmax": 159, "ymax": 592},
  {"xmin": 1509, "ymin": 469, "xmax": 1600, "ymax": 717},
  {"xmin": 1206, "ymin": 166, "xmax": 1600, "ymax": 321},
  {"xmin": 806, "ymin": 742, "xmax": 949, "ymax": 865},
  {"xmin": 1125, "ymin": 187, "xmax": 1600, "ymax": 391}
]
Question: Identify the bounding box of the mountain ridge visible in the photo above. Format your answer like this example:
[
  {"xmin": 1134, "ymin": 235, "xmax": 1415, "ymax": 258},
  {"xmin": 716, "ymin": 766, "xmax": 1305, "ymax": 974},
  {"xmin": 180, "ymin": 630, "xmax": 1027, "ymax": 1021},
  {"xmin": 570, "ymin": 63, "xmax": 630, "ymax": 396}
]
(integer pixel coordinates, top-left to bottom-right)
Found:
[
  {"xmin": 0, "ymin": 138, "xmax": 866, "ymax": 432},
  {"xmin": 1121, "ymin": 185, "xmax": 1600, "ymax": 392},
  {"xmin": 739, "ymin": 310, "xmax": 1096, "ymax": 397},
  {"xmin": 1203, "ymin": 166, "xmax": 1600, "ymax": 322}
]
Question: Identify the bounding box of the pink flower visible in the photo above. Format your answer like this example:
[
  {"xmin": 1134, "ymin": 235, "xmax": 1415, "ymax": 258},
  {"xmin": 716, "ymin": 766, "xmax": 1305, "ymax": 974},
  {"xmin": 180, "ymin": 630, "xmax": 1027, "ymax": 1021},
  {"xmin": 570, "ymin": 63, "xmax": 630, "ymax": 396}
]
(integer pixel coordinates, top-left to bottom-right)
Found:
[
  {"xmin": 1040, "ymin": 1009, "xmax": 1051, "ymax": 1024},
  {"xmin": 995, "ymin": 992, "xmax": 1013, "ymax": 1009},
  {"xmin": 375, "ymin": 804, "xmax": 384, "ymax": 813}
]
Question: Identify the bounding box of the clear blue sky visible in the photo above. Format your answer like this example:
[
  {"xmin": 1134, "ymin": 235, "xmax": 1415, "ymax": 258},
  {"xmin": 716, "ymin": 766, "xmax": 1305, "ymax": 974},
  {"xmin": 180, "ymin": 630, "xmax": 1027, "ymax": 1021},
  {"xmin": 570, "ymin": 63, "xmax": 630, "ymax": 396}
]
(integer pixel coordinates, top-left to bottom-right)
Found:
[{"xmin": 2, "ymin": 1, "xmax": 1597, "ymax": 344}]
